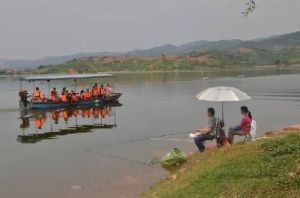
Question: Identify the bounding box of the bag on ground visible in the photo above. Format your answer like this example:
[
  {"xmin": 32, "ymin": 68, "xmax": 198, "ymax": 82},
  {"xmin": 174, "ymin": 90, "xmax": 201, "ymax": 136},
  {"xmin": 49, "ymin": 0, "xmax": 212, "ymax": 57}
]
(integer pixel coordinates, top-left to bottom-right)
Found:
[{"xmin": 151, "ymin": 148, "xmax": 187, "ymax": 167}]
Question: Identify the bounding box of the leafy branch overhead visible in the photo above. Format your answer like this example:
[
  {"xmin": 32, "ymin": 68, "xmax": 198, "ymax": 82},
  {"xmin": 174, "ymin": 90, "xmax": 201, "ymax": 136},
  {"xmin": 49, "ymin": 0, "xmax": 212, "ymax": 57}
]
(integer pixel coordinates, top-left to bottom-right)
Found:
[{"xmin": 243, "ymin": 0, "xmax": 257, "ymax": 17}]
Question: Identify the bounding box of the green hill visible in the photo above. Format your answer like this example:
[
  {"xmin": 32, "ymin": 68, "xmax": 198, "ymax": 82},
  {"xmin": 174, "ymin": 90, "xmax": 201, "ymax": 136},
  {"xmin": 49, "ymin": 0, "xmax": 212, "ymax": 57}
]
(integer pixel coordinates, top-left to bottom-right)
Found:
[{"xmin": 15, "ymin": 31, "xmax": 300, "ymax": 74}]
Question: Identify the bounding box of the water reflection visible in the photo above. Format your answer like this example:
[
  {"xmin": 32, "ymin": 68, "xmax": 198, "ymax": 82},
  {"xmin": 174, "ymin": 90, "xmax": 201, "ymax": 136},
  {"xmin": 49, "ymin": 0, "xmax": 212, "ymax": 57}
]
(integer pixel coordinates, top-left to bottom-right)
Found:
[{"xmin": 18, "ymin": 102, "xmax": 122, "ymax": 143}]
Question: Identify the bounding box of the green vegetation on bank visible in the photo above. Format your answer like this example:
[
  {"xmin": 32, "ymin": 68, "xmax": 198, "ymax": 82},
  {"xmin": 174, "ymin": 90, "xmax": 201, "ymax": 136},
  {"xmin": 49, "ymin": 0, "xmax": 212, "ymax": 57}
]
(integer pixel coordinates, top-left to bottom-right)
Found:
[
  {"xmin": 24, "ymin": 48, "xmax": 300, "ymax": 74},
  {"xmin": 144, "ymin": 132, "xmax": 300, "ymax": 198}
]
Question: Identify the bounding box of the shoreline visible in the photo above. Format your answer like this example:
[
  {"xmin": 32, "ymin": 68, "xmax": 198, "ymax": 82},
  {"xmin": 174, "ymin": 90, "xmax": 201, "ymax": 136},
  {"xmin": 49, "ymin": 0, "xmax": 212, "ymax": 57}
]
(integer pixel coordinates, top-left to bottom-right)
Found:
[
  {"xmin": 142, "ymin": 123, "xmax": 300, "ymax": 197},
  {"xmin": 1, "ymin": 64, "xmax": 300, "ymax": 77}
]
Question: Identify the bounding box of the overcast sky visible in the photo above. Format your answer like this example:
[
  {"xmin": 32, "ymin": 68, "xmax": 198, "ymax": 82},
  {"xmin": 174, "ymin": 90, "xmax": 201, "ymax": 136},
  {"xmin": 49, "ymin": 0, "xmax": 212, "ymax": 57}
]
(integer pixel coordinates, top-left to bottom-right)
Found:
[{"xmin": 0, "ymin": 0, "xmax": 299, "ymax": 59}]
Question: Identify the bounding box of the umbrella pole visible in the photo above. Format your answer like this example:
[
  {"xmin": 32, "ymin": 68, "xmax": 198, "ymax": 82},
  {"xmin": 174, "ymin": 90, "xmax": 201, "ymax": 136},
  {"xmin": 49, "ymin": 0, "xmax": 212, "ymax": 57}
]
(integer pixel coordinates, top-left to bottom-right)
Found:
[{"xmin": 222, "ymin": 102, "xmax": 224, "ymax": 121}]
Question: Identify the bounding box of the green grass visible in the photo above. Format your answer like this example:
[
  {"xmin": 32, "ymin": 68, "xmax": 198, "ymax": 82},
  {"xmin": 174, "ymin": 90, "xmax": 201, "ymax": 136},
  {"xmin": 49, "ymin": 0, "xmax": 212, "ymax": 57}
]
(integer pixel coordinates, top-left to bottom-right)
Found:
[{"xmin": 143, "ymin": 132, "xmax": 300, "ymax": 198}]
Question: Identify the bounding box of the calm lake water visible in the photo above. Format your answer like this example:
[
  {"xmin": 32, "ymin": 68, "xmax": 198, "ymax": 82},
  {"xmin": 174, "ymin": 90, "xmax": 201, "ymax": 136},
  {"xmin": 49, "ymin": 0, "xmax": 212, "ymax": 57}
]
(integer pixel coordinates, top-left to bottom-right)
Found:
[{"xmin": 0, "ymin": 69, "xmax": 300, "ymax": 198}]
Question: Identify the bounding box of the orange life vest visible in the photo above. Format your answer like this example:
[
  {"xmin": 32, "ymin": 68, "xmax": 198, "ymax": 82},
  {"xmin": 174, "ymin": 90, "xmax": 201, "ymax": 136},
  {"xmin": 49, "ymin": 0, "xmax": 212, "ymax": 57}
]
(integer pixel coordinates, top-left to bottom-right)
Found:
[
  {"xmin": 51, "ymin": 91, "xmax": 58, "ymax": 102},
  {"xmin": 61, "ymin": 94, "xmax": 68, "ymax": 102},
  {"xmin": 99, "ymin": 88, "xmax": 105, "ymax": 95},
  {"xmin": 51, "ymin": 90, "xmax": 57, "ymax": 97},
  {"xmin": 84, "ymin": 91, "xmax": 91, "ymax": 99},
  {"xmin": 51, "ymin": 96, "xmax": 58, "ymax": 102},
  {"xmin": 93, "ymin": 87, "xmax": 99, "ymax": 96},
  {"xmin": 34, "ymin": 90, "xmax": 41, "ymax": 98},
  {"xmin": 72, "ymin": 94, "xmax": 79, "ymax": 101}
]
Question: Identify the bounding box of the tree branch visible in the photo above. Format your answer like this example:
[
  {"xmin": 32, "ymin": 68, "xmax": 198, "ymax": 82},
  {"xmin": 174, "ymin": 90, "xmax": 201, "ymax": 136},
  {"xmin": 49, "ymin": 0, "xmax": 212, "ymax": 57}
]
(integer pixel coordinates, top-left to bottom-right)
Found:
[{"xmin": 242, "ymin": 0, "xmax": 257, "ymax": 17}]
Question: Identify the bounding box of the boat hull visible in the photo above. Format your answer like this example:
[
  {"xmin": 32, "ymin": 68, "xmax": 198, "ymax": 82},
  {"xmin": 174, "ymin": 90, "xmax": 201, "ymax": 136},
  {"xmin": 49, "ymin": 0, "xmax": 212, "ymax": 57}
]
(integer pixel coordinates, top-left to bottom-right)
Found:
[{"xmin": 28, "ymin": 93, "xmax": 122, "ymax": 109}]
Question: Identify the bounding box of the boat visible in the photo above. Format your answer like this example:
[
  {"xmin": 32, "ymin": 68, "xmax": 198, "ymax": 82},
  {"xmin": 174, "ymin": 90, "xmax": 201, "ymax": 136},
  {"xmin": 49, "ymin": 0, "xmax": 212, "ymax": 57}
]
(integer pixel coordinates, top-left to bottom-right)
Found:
[
  {"xmin": 26, "ymin": 93, "xmax": 122, "ymax": 109},
  {"xmin": 18, "ymin": 73, "xmax": 122, "ymax": 109}
]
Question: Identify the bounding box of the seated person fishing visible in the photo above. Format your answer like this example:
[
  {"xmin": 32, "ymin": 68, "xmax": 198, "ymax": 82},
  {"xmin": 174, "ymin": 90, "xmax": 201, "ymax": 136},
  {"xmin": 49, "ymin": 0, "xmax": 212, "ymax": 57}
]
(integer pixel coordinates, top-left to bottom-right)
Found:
[
  {"xmin": 228, "ymin": 106, "xmax": 252, "ymax": 144},
  {"xmin": 192, "ymin": 107, "xmax": 217, "ymax": 152}
]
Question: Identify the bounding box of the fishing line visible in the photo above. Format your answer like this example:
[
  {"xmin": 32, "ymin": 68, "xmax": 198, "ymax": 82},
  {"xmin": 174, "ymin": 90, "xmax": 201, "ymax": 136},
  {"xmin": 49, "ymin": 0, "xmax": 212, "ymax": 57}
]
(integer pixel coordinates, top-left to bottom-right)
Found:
[
  {"xmin": 84, "ymin": 129, "xmax": 194, "ymax": 166},
  {"xmin": 150, "ymin": 137, "xmax": 194, "ymax": 142},
  {"xmin": 90, "ymin": 129, "xmax": 194, "ymax": 149},
  {"xmin": 86, "ymin": 148, "xmax": 151, "ymax": 166}
]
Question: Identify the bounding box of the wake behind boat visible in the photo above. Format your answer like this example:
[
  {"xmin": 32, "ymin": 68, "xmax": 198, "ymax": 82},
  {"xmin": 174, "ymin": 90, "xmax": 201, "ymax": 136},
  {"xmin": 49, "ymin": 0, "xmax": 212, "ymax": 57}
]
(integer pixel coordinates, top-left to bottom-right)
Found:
[{"xmin": 18, "ymin": 73, "xmax": 122, "ymax": 109}]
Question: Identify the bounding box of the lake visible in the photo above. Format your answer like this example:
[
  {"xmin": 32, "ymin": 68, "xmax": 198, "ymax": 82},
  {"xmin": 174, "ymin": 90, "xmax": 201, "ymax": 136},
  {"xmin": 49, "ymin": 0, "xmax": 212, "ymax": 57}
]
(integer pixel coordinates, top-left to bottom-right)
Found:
[{"xmin": 1, "ymin": 69, "xmax": 300, "ymax": 198}]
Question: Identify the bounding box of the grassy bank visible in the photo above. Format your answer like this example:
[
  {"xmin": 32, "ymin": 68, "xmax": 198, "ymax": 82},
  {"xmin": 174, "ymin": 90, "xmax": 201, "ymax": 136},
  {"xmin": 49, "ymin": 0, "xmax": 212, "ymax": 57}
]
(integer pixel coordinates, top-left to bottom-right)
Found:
[{"xmin": 144, "ymin": 131, "xmax": 300, "ymax": 198}]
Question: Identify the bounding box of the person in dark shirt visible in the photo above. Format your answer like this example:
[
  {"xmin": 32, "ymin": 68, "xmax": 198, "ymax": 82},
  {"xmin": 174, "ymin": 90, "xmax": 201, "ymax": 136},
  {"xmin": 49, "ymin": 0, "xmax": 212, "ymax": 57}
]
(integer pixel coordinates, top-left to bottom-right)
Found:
[{"xmin": 193, "ymin": 108, "xmax": 217, "ymax": 152}]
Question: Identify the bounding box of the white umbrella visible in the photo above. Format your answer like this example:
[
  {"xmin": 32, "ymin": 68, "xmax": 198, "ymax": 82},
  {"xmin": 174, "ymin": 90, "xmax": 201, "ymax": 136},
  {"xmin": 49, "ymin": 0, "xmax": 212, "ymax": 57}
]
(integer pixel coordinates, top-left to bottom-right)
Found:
[{"xmin": 196, "ymin": 86, "xmax": 251, "ymax": 120}]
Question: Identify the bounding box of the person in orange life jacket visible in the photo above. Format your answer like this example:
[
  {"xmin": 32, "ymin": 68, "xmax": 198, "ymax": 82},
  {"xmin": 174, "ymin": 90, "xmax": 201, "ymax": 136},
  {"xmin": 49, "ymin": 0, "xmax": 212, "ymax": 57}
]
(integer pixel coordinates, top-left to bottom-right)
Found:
[
  {"xmin": 61, "ymin": 87, "xmax": 68, "ymax": 95},
  {"xmin": 92, "ymin": 86, "xmax": 98, "ymax": 97},
  {"xmin": 79, "ymin": 90, "xmax": 85, "ymax": 100},
  {"xmin": 228, "ymin": 106, "xmax": 252, "ymax": 144},
  {"xmin": 61, "ymin": 91, "xmax": 69, "ymax": 102},
  {"xmin": 71, "ymin": 90, "xmax": 79, "ymax": 101},
  {"xmin": 51, "ymin": 87, "xmax": 58, "ymax": 102},
  {"xmin": 93, "ymin": 83, "xmax": 99, "ymax": 97},
  {"xmin": 99, "ymin": 84, "xmax": 105, "ymax": 96},
  {"xmin": 84, "ymin": 88, "xmax": 91, "ymax": 99},
  {"xmin": 33, "ymin": 87, "xmax": 42, "ymax": 99}
]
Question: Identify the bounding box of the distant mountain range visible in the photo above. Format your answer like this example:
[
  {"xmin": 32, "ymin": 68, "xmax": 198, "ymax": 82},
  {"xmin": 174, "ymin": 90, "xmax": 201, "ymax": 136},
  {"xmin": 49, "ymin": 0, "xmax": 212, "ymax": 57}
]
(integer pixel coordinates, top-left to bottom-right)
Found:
[{"xmin": 1, "ymin": 31, "xmax": 300, "ymax": 70}]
